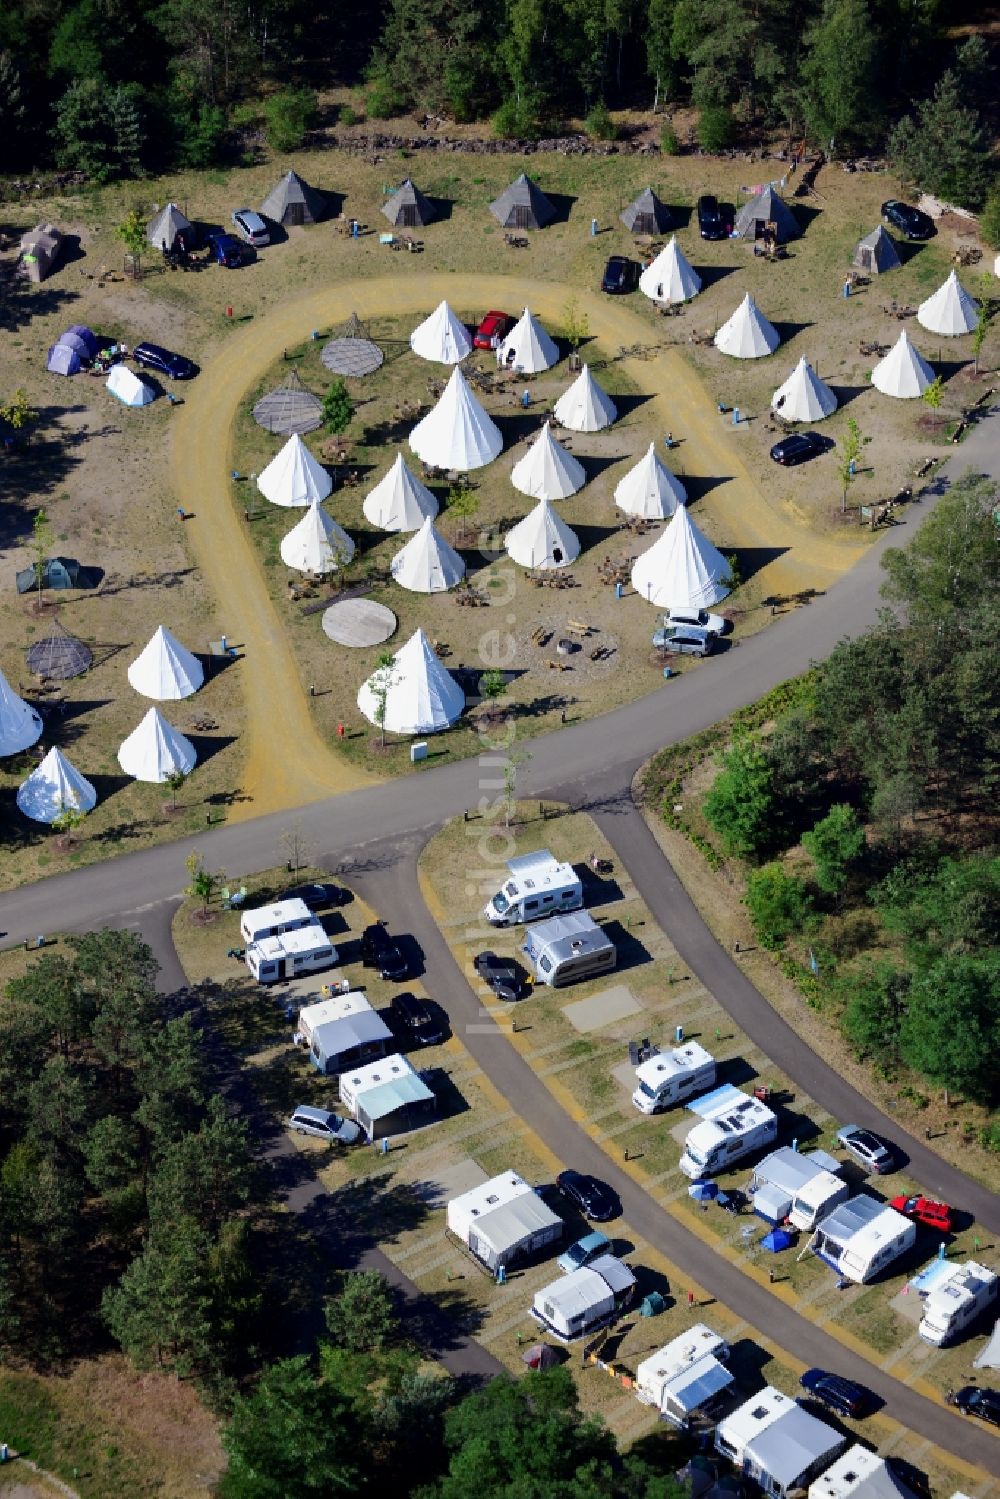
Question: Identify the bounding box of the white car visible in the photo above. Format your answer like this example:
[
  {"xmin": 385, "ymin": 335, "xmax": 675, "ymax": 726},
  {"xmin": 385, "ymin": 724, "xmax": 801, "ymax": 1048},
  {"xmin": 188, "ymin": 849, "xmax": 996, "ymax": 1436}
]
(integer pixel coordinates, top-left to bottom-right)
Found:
[
  {"xmin": 661, "ymin": 607, "xmax": 726, "ymax": 636},
  {"xmin": 231, "ymin": 208, "xmax": 270, "ymax": 247}
]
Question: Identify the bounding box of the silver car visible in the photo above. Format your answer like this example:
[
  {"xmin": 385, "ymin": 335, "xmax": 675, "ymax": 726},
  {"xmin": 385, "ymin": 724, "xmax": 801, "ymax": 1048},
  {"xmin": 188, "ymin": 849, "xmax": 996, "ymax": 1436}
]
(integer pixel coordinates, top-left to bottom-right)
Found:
[
  {"xmin": 231, "ymin": 208, "xmax": 270, "ymax": 247},
  {"xmin": 651, "ymin": 623, "xmax": 715, "ymax": 657},
  {"xmin": 836, "ymin": 1125, "xmax": 894, "ymax": 1174},
  {"xmin": 288, "ymin": 1105, "xmax": 361, "ymax": 1144}
]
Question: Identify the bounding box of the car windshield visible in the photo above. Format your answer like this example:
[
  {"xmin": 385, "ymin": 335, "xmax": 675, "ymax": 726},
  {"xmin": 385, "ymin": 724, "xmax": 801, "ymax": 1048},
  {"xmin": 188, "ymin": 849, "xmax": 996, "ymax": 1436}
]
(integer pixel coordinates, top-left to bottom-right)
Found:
[
  {"xmin": 638, "ymin": 1081, "xmax": 657, "ymax": 1099},
  {"xmin": 686, "ymin": 1146, "xmax": 707, "ymax": 1167},
  {"xmin": 566, "ymin": 1242, "xmax": 588, "ymax": 1266},
  {"xmin": 491, "ymin": 890, "xmax": 509, "ymax": 913}
]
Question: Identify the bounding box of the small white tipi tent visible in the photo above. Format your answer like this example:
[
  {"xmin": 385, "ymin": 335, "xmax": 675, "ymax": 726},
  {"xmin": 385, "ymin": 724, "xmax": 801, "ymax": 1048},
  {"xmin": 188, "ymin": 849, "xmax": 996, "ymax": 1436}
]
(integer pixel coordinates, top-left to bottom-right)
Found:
[
  {"xmin": 410, "ymin": 301, "xmax": 473, "ymax": 364},
  {"xmin": 505, "ymin": 498, "xmax": 580, "ymax": 571},
  {"xmin": 917, "ymin": 270, "xmax": 979, "ymax": 337},
  {"xmin": 107, "ymin": 365, "xmax": 155, "ymax": 406},
  {"xmin": 714, "ymin": 294, "xmax": 779, "ymax": 359},
  {"xmin": 553, "ymin": 366, "xmax": 617, "ymax": 432},
  {"xmin": 614, "ymin": 443, "xmax": 687, "ymax": 519},
  {"xmin": 631, "ymin": 504, "xmax": 731, "ymax": 610},
  {"xmin": 257, "ymin": 433, "xmax": 332, "ymax": 507},
  {"xmin": 496, "ymin": 308, "xmax": 559, "ymax": 372},
  {"xmin": 871, "ymin": 331, "xmax": 934, "ymax": 399},
  {"xmin": 408, "ymin": 368, "xmax": 503, "ymax": 471},
  {"xmin": 128, "ymin": 625, "xmax": 204, "ymax": 701},
  {"xmin": 638, "ymin": 237, "xmax": 702, "ymax": 304},
  {"xmin": 357, "ymin": 628, "xmax": 465, "ymax": 735},
  {"xmin": 510, "ymin": 422, "xmax": 586, "ymax": 500},
  {"xmin": 771, "ymin": 358, "xmax": 838, "ymax": 422},
  {"xmin": 391, "ymin": 517, "xmax": 465, "ymax": 593},
  {"xmin": 0, "ymin": 667, "xmax": 43, "ymax": 756},
  {"xmin": 363, "ymin": 453, "xmax": 439, "ymax": 532},
  {"xmin": 118, "ymin": 707, "xmax": 197, "ymax": 783},
  {"xmin": 280, "ymin": 502, "xmax": 355, "ymax": 573},
  {"xmin": 17, "ymin": 747, "xmax": 97, "ymax": 824}
]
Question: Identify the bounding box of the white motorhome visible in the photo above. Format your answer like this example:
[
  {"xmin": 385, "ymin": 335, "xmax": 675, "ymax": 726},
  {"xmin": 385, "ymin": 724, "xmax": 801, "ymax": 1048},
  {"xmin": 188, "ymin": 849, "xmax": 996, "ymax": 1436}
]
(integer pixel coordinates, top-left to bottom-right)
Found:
[
  {"xmin": 635, "ymin": 1324, "xmax": 733, "ymax": 1428},
  {"xmin": 240, "ymin": 897, "xmax": 315, "ymax": 945},
  {"xmin": 447, "ymin": 1170, "xmax": 562, "ymax": 1272},
  {"xmin": 483, "ymin": 849, "xmax": 583, "ymax": 927},
  {"xmin": 521, "ymin": 910, "xmax": 616, "ymax": 988},
  {"xmin": 531, "ymin": 1254, "xmax": 636, "ymax": 1342},
  {"xmin": 679, "ymin": 1084, "xmax": 777, "ymax": 1179},
  {"xmin": 632, "ymin": 1042, "xmax": 717, "ymax": 1115},
  {"xmin": 918, "ymin": 1261, "xmax": 999, "ymax": 1346},
  {"xmin": 807, "ymin": 1194, "xmax": 915, "ymax": 1284},
  {"xmin": 716, "ymin": 1387, "xmax": 846, "ymax": 1495},
  {"xmin": 747, "ymin": 1146, "xmax": 846, "ymax": 1227},
  {"xmin": 246, "ymin": 923, "xmax": 337, "ymax": 984}
]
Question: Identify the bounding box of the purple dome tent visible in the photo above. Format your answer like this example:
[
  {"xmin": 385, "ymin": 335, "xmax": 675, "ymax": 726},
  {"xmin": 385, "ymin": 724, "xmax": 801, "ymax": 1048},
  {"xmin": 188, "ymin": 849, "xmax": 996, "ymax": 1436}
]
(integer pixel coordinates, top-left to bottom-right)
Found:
[{"xmin": 47, "ymin": 342, "xmax": 82, "ymax": 376}]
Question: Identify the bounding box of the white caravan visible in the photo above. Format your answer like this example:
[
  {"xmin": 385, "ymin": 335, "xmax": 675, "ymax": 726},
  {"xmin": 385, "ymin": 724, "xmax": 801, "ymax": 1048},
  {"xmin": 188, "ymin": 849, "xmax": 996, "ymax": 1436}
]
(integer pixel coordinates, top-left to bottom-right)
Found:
[
  {"xmin": 919, "ymin": 1261, "xmax": 999, "ymax": 1346},
  {"xmin": 807, "ymin": 1194, "xmax": 915, "ymax": 1284},
  {"xmin": 635, "ymin": 1324, "xmax": 733, "ymax": 1428},
  {"xmin": 246, "ymin": 922, "xmax": 337, "ymax": 984},
  {"xmin": 240, "ymin": 897, "xmax": 315, "ymax": 945},
  {"xmin": 531, "ymin": 1254, "xmax": 636, "ymax": 1342},
  {"xmin": 632, "ymin": 1042, "xmax": 717, "ymax": 1115},
  {"xmin": 521, "ymin": 910, "xmax": 616, "ymax": 988},
  {"xmin": 679, "ymin": 1084, "xmax": 777, "ymax": 1179},
  {"xmin": 483, "ymin": 849, "xmax": 583, "ymax": 926},
  {"xmin": 746, "ymin": 1146, "xmax": 847, "ymax": 1228}
]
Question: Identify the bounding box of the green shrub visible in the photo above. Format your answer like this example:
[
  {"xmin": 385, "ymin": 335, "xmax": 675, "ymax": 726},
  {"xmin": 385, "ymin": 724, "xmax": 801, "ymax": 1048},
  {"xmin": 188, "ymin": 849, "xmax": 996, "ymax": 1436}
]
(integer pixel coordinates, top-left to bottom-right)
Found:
[
  {"xmin": 264, "ymin": 88, "xmax": 317, "ymax": 152},
  {"xmin": 745, "ymin": 864, "xmax": 812, "ymax": 949},
  {"xmin": 584, "ymin": 102, "xmax": 617, "ymax": 141},
  {"xmin": 492, "ymin": 98, "xmax": 533, "ymax": 139},
  {"xmin": 367, "ymin": 78, "xmax": 405, "ymax": 120},
  {"xmin": 703, "ymin": 736, "xmax": 777, "ymax": 861},
  {"xmin": 698, "ymin": 106, "xmax": 734, "ymax": 153},
  {"xmin": 340, "ymin": 105, "xmax": 360, "ymax": 128},
  {"xmin": 659, "ymin": 122, "xmax": 680, "ymax": 155},
  {"xmin": 178, "ymin": 103, "xmax": 227, "ymax": 168},
  {"xmin": 980, "ymin": 189, "xmax": 1000, "ymax": 249}
]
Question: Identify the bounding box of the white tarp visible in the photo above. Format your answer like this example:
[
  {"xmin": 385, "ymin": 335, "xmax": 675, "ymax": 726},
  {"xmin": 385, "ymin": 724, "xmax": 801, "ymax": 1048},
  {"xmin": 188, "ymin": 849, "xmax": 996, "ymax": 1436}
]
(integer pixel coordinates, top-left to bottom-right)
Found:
[
  {"xmin": 917, "ymin": 270, "xmax": 979, "ymax": 337},
  {"xmin": 409, "ymin": 300, "xmax": 472, "ymax": 365},
  {"xmin": 390, "ymin": 516, "xmax": 465, "ymax": 592},
  {"xmin": 118, "ymin": 707, "xmax": 197, "ymax": 783},
  {"xmin": 0, "ymin": 667, "xmax": 43, "ymax": 756},
  {"xmin": 714, "ymin": 294, "xmax": 779, "ymax": 359},
  {"xmin": 363, "ymin": 453, "xmax": 439, "ymax": 532},
  {"xmin": 127, "ymin": 625, "xmax": 204, "ymax": 701},
  {"xmin": 280, "ymin": 502, "xmax": 354, "ymax": 573},
  {"xmin": 771, "ymin": 357, "xmax": 838, "ymax": 422},
  {"xmin": 505, "ymin": 497, "xmax": 580, "ymax": 570},
  {"xmin": 496, "ymin": 307, "xmax": 559, "ymax": 372},
  {"xmin": 510, "ymin": 422, "xmax": 586, "ymax": 499},
  {"xmin": 553, "ymin": 366, "xmax": 617, "ymax": 432},
  {"xmin": 357, "ymin": 627, "xmax": 464, "ymax": 735},
  {"xmin": 257, "ymin": 433, "xmax": 333, "ymax": 507},
  {"xmin": 871, "ymin": 331, "xmax": 934, "ymax": 399},
  {"xmin": 614, "ymin": 443, "xmax": 687, "ymax": 518},
  {"xmin": 639, "ymin": 236, "xmax": 702, "ymax": 304},
  {"xmin": 17, "ymin": 746, "xmax": 97, "ymax": 823},
  {"xmin": 631, "ymin": 504, "xmax": 731, "ymax": 610},
  {"xmin": 408, "ymin": 368, "xmax": 503, "ymax": 471}
]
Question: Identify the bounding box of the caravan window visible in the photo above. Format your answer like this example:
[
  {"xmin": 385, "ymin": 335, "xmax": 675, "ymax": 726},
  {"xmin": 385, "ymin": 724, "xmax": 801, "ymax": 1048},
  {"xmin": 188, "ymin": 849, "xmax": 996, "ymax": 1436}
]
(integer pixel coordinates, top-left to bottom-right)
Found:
[{"xmin": 539, "ymin": 955, "xmax": 552, "ymax": 973}]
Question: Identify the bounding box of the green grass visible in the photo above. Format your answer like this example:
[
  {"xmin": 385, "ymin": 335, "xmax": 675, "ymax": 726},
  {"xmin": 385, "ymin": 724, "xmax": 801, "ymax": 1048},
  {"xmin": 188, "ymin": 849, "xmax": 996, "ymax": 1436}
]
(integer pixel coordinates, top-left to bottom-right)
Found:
[{"xmin": 0, "ymin": 1372, "xmax": 148, "ymax": 1499}]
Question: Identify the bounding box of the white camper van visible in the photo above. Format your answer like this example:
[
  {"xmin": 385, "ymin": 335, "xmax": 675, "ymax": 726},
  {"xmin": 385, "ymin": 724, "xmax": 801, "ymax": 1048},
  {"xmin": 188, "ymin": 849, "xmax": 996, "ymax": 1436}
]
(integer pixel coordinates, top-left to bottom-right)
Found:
[
  {"xmin": 240, "ymin": 897, "xmax": 315, "ymax": 945},
  {"xmin": 246, "ymin": 922, "xmax": 337, "ymax": 984},
  {"xmin": 521, "ymin": 911, "xmax": 616, "ymax": 988},
  {"xmin": 632, "ymin": 1043, "xmax": 717, "ymax": 1115},
  {"xmin": 483, "ymin": 850, "xmax": 583, "ymax": 927},
  {"xmin": 918, "ymin": 1261, "xmax": 999, "ymax": 1346},
  {"xmin": 678, "ymin": 1084, "xmax": 778, "ymax": 1179}
]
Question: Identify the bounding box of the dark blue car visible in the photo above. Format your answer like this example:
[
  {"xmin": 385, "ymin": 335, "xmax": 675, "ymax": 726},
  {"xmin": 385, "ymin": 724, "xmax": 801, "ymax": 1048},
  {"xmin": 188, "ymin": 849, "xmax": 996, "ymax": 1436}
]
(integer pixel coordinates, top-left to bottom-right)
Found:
[
  {"xmin": 132, "ymin": 342, "xmax": 197, "ymax": 380},
  {"xmin": 206, "ymin": 232, "xmax": 248, "ymax": 268}
]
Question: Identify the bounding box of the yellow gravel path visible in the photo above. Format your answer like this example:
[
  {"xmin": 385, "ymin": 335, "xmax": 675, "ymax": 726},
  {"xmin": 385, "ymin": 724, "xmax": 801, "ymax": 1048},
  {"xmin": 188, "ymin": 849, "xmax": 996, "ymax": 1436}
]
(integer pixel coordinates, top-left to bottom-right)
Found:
[{"xmin": 170, "ymin": 274, "xmax": 867, "ymax": 817}]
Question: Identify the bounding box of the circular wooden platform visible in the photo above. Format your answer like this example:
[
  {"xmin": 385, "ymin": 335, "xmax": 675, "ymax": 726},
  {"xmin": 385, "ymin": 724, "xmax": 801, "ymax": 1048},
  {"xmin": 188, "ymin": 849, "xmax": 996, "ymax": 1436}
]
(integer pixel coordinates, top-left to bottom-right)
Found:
[{"xmin": 322, "ymin": 597, "xmax": 397, "ymax": 648}]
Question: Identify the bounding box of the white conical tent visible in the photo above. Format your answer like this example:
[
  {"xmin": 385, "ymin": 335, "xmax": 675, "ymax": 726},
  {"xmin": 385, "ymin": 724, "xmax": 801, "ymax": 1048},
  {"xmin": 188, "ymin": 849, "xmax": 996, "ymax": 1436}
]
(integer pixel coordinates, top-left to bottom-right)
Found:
[
  {"xmin": 771, "ymin": 358, "xmax": 838, "ymax": 422},
  {"xmin": 510, "ymin": 422, "xmax": 586, "ymax": 500},
  {"xmin": 614, "ymin": 443, "xmax": 687, "ymax": 519},
  {"xmin": 917, "ymin": 270, "xmax": 979, "ymax": 337},
  {"xmin": 871, "ymin": 331, "xmax": 934, "ymax": 399},
  {"xmin": 505, "ymin": 498, "xmax": 580, "ymax": 571},
  {"xmin": 363, "ymin": 453, "xmax": 439, "ymax": 532},
  {"xmin": 639, "ymin": 237, "xmax": 702, "ymax": 304},
  {"xmin": 390, "ymin": 517, "xmax": 465, "ymax": 593},
  {"xmin": 553, "ymin": 366, "xmax": 617, "ymax": 432},
  {"xmin": 280, "ymin": 502, "xmax": 355, "ymax": 573},
  {"xmin": 409, "ymin": 301, "xmax": 473, "ymax": 364},
  {"xmin": 631, "ymin": 504, "xmax": 731, "ymax": 610},
  {"xmin": 107, "ymin": 365, "xmax": 155, "ymax": 406},
  {"xmin": 357, "ymin": 628, "xmax": 465, "ymax": 735},
  {"xmin": 408, "ymin": 368, "xmax": 503, "ymax": 471},
  {"xmin": 127, "ymin": 625, "xmax": 204, "ymax": 701},
  {"xmin": 257, "ymin": 434, "xmax": 333, "ymax": 507},
  {"xmin": 496, "ymin": 308, "xmax": 559, "ymax": 372},
  {"xmin": 118, "ymin": 707, "xmax": 197, "ymax": 783},
  {"xmin": 0, "ymin": 668, "xmax": 43, "ymax": 756},
  {"xmin": 17, "ymin": 747, "xmax": 97, "ymax": 824},
  {"xmin": 714, "ymin": 294, "xmax": 779, "ymax": 359}
]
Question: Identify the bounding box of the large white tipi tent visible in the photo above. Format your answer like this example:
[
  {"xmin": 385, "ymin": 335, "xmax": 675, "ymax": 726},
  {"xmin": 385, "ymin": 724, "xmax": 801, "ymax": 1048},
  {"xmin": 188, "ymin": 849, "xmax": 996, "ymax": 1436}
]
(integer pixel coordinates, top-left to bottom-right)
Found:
[
  {"xmin": 638, "ymin": 237, "xmax": 702, "ymax": 305},
  {"xmin": 118, "ymin": 707, "xmax": 197, "ymax": 783},
  {"xmin": 496, "ymin": 308, "xmax": 559, "ymax": 372},
  {"xmin": 408, "ymin": 368, "xmax": 503, "ymax": 471},
  {"xmin": 505, "ymin": 498, "xmax": 580, "ymax": 571},
  {"xmin": 0, "ymin": 668, "xmax": 43, "ymax": 756},
  {"xmin": 614, "ymin": 443, "xmax": 687, "ymax": 519},
  {"xmin": 128, "ymin": 625, "xmax": 204, "ymax": 701},
  {"xmin": 553, "ymin": 366, "xmax": 617, "ymax": 432},
  {"xmin": 871, "ymin": 331, "xmax": 934, "ymax": 399},
  {"xmin": 409, "ymin": 301, "xmax": 473, "ymax": 364},
  {"xmin": 257, "ymin": 433, "xmax": 332, "ymax": 507},
  {"xmin": 280, "ymin": 502, "xmax": 355, "ymax": 573},
  {"xmin": 631, "ymin": 504, "xmax": 731, "ymax": 610},
  {"xmin": 363, "ymin": 453, "xmax": 439, "ymax": 532},
  {"xmin": 714, "ymin": 294, "xmax": 779, "ymax": 359},
  {"xmin": 917, "ymin": 270, "xmax": 979, "ymax": 337},
  {"xmin": 17, "ymin": 747, "xmax": 97, "ymax": 824},
  {"xmin": 771, "ymin": 358, "xmax": 838, "ymax": 422},
  {"xmin": 391, "ymin": 517, "xmax": 465, "ymax": 593},
  {"xmin": 357, "ymin": 628, "xmax": 464, "ymax": 735},
  {"xmin": 510, "ymin": 422, "xmax": 586, "ymax": 500}
]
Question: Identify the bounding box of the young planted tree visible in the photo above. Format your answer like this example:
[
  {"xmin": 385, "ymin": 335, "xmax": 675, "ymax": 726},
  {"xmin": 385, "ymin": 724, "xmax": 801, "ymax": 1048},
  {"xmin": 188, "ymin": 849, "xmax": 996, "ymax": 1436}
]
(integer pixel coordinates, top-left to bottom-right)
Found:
[
  {"xmin": 115, "ymin": 207, "xmax": 147, "ymax": 278},
  {"xmin": 280, "ymin": 823, "xmax": 313, "ymax": 878},
  {"xmin": 164, "ymin": 768, "xmax": 188, "ymax": 813},
  {"xmin": 322, "ymin": 379, "xmax": 354, "ymax": 435},
  {"xmin": 446, "ymin": 483, "xmax": 480, "ymax": 545},
  {"xmin": 370, "ymin": 652, "xmax": 399, "ymax": 748},
  {"xmin": 921, "ymin": 375, "xmax": 943, "ymax": 410},
  {"xmin": 837, "ymin": 416, "xmax": 870, "ymax": 513},
  {"xmin": 503, "ymin": 748, "xmax": 531, "ymax": 828},
  {"xmin": 0, "ymin": 389, "xmax": 37, "ymax": 432},
  {"xmin": 561, "ymin": 297, "xmax": 589, "ymax": 357},
  {"xmin": 51, "ymin": 805, "xmax": 85, "ymax": 848},
  {"xmin": 30, "ymin": 508, "xmax": 54, "ymax": 610},
  {"xmin": 185, "ymin": 851, "xmax": 223, "ymax": 917}
]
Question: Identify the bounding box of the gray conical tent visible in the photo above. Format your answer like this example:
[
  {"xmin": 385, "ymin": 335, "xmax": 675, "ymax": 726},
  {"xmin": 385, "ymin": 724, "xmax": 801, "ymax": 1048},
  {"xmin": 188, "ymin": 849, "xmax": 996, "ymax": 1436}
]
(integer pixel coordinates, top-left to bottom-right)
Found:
[
  {"xmin": 853, "ymin": 225, "xmax": 901, "ymax": 274},
  {"xmin": 147, "ymin": 203, "xmax": 192, "ymax": 251},
  {"xmin": 734, "ymin": 186, "xmax": 800, "ymax": 243},
  {"xmin": 260, "ymin": 170, "xmax": 328, "ymax": 226},
  {"xmin": 621, "ymin": 187, "xmax": 671, "ymax": 236},
  {"xmin": 490, "ymin": 173, "xmax": 555, "ymax": 231},
  {"xmin": 382, "ymin": 178, "xmax": 435, "ymax": 228},
  {"xmin": 253, "ymin": 368, "xmax": 324, "ymax": 435}
]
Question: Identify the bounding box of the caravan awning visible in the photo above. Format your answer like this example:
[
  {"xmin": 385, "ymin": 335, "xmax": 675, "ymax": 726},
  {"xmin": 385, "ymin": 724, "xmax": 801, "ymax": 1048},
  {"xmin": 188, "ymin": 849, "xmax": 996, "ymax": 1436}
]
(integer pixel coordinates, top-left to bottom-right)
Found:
[
  {"xmin": 361, "ymin": 1071, "xmax": 434, "ymax": 1121},
  {"xmin": 687, "ymin": 1083, "xmax": 745, "ymax": 1117},
  {"xmin": 663, "ymin": 1354, "xmax": 733, "ymax": 1414}
]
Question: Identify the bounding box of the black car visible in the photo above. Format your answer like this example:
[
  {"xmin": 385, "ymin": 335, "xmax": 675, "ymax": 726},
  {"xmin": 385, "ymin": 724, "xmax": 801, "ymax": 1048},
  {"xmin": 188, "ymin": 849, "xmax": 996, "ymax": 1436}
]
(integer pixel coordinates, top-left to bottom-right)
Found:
[
  {"xmin": 556, "ymin": 1169, "xmax": 620, "ymax": 1222},
  {"xmin": 132, "ymin": 342, "xmax": 197, "ymax": 380},
  {"xmin": 362, "ymin": 923, "xmax": 408, "ymax": 981},
  {"xmin": 280, "ymin": 882, "xmax": 347, "ymax": 911},
  {"xmin": 952, "ymin": 1386, "xmax": 1000, "ymax": 1427},
  {"xmin": 769, "ymin": 431, "xmax": 828, "ymax": 467},
  {"xmin": 799, "ymin": 1368, "xmax": 873, "ymax": 1419},
  {"xmin": 697, "ymin": 194, "xmax": 730, "ymax": 240},
  {"xmin": 473, "ymin": 950, "xmax": 522, "ymax": 1002},
  {"xmin": 601, "ymin": 255, "xmax": 639, "ymax": 294},
  {"xmin": 390, "ymin": 991, "xmax": 444, "ymax": 1046},
  {"xmin": 881, "ymin": 199, "xmax": 935, "ymax": 241}
]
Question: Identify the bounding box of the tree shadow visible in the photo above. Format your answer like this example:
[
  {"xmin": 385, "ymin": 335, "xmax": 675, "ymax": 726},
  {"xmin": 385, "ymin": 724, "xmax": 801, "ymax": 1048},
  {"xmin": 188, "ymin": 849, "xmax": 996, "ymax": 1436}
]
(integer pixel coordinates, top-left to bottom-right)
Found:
[
  {"xmin": 0, "ymin": 267, "xmax": 77, "ymax": 333},
  {"xmin": 325, "ymin": 1170, "xmax": 430, "ymax": 1258},
  {"xmin": 508, "ymin": 692, "xmax": 577, "ymax": 721}
]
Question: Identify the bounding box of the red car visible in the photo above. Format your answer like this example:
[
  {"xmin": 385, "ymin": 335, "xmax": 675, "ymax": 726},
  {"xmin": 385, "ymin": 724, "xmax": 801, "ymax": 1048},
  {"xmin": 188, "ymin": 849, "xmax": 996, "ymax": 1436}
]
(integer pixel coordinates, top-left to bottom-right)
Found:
[
  {"xmin": 890, "ymin": 1194, "xmax": 954, "ymax": 1232},
  {"xmin": 473, "ymin": 310, "xmax": 513, "ymax": 350}
]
